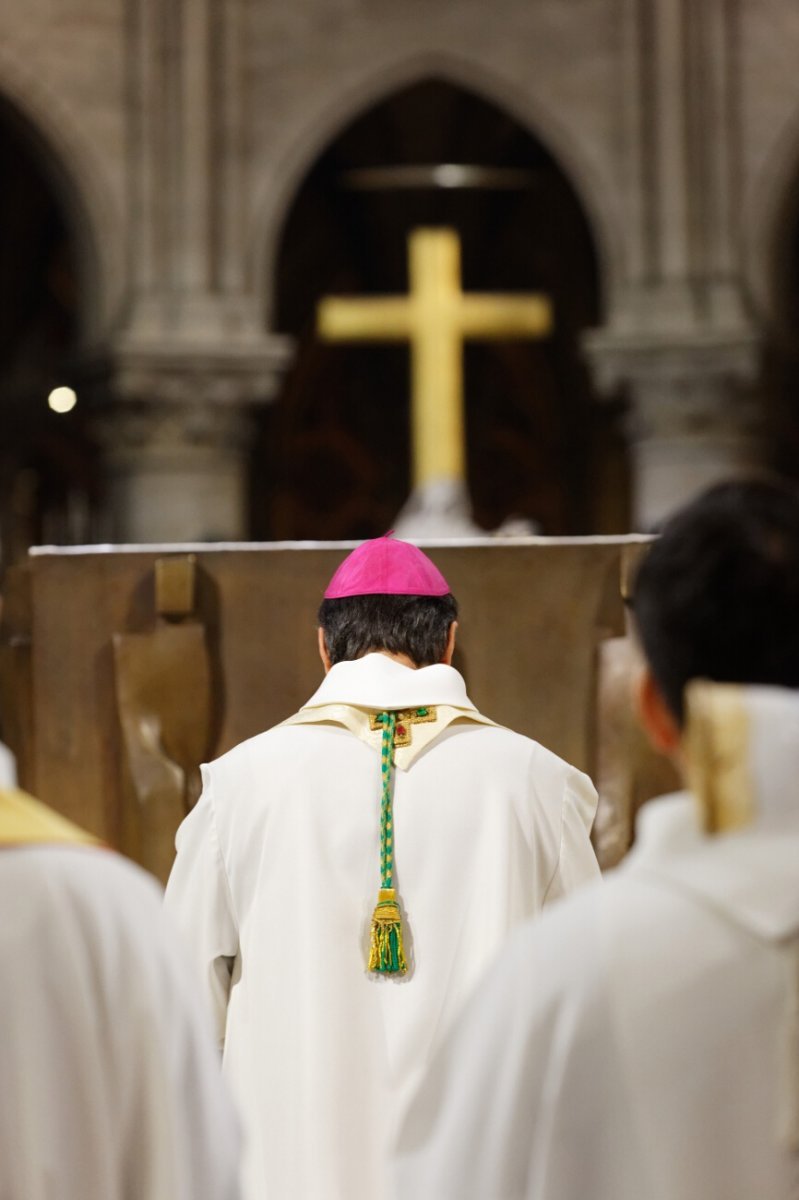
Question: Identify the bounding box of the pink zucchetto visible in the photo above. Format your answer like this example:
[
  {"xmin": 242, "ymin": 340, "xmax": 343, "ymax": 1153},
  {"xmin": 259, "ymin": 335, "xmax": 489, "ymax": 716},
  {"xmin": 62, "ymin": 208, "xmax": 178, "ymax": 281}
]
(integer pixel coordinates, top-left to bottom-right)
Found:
[{"xmin": 323, "ymin": 533, "xmax": 451, "ymax": 599}]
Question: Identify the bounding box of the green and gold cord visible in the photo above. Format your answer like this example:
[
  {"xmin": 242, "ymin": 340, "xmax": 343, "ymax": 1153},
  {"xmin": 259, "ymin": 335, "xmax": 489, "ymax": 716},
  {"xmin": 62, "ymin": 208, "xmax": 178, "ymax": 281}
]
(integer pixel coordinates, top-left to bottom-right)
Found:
[{"xmin": 367, "ymin": 711, "xmax": 408, "ymax": 975}]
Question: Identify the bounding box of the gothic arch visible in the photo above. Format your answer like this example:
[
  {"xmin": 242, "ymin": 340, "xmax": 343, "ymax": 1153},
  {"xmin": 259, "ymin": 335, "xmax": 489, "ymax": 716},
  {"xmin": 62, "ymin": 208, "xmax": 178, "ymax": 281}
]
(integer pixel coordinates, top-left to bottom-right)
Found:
[
  {"xmin": 250, "ymin": 50, "xmax": 621, "ymax": 328},
  {"xmin": 0, "ymin": 42, "xmax": 122, "ymax": 340},
  {"xmin": 740, "ymin": 96, "xmax": 799, "ymax": 331}
]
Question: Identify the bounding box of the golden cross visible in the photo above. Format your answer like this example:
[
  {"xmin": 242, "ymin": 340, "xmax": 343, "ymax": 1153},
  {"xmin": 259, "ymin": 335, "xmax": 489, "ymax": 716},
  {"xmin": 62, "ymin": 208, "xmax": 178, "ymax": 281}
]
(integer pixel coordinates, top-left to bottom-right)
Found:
[{"xmin": 317, "ymin": 227, "xmax": 552, "ymax": 489}]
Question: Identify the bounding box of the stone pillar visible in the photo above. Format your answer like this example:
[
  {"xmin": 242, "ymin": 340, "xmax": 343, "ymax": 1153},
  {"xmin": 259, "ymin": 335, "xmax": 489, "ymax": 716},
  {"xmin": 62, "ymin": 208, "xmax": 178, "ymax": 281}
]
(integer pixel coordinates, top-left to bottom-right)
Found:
[
  {"xmin": 585, "ymin": 0, "xmax": 762, "ymax": 529},
  {"xmin": 95, "ymin": 0, "xmax": 294, "ymax": 543},
  {"xmin": 612, "ymin": 0, "xmax": 745, "ymax": 325},
  {"xmin": 100, "ymin": 404, "xmax": 250, "ymax": 543},
  {"xmin": 586, "ymin": 331, "xmax": 760, "ymax": 529},
  {"xmin": 92, "ymin": 338, "xmax": 291, "ymax": 542}
]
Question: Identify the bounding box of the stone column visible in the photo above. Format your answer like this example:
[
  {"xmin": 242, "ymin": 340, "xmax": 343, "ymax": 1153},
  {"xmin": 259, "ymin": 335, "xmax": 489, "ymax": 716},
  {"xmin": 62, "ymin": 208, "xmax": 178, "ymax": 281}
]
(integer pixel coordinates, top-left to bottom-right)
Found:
[
  {"xmin": 585, "ymin": 0, "xmax": 761, "ymax": 529},
  {"xmin": 611, "ymin": 0, "xmax": 745, "ymax": 325},
  {"xmin": 586, "ymin": 331, "xmax": 760, "ymax": 530},
  {"xmin": 99, "ymin": 0, "xmax": 291, "ymax": 543},
  {"xmin": 92, "ymin": 338, "xmax": 291, "ymax": 542},
  {"xmin": 100, "ymin": 404, "xmax": 250, "ymax": 543}
]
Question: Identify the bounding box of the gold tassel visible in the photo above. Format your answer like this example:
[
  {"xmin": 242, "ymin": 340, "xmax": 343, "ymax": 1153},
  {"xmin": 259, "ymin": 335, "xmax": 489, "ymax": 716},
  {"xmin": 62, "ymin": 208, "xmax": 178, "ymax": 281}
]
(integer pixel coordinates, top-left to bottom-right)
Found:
[{"xmin": 368, "ymin": 887, "xmax": 408, "ymax": 975}]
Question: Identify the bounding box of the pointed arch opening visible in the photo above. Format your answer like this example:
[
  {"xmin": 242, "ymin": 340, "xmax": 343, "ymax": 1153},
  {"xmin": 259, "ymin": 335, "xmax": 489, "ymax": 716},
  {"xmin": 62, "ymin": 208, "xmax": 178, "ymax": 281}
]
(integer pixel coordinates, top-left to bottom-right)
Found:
[
  {"xmin": 0, "ymin": 94, "xmax": 103, "ymax": 568},
  {"xmin": 759, "ymin": 154, "xmax": 799, "ymax": 486},
  {"xmin": 253, "ymin": 77, "xmax": 624, "ymax": 538}
]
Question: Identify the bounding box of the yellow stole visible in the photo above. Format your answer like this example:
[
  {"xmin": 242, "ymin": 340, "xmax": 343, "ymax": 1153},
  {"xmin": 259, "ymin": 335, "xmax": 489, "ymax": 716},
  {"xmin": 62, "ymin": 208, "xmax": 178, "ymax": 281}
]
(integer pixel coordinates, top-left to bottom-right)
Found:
[
  {"xmin": 0, "ymin": 788, "xmax": 100, "ymax": 848},
  {"xmin": 684, "ymin": 682, "xmax": 755, "ymax": 834}
]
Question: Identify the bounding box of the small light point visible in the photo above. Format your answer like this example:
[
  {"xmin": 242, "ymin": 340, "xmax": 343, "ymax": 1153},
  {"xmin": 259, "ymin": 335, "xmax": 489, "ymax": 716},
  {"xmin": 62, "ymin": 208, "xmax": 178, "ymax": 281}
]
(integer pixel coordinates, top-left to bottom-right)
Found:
[{"xmin": 48, "ymin": 386, "xmax": 77, "ymax": 414}]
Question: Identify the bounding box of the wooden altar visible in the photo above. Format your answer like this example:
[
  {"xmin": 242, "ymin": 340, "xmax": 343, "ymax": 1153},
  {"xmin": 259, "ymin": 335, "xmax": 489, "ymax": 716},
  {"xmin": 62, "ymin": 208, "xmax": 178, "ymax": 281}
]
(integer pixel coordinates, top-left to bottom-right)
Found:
[{"xmin": 0, "ymin": 538, "xmax": 677, "ymax": 880}]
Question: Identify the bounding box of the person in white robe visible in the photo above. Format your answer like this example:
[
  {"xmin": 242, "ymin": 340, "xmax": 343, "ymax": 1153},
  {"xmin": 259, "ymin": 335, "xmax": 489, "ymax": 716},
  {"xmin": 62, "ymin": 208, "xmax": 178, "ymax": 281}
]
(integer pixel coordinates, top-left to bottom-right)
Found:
[
  {"xmin": 0, "ymin": 785, "xmax": 241, "ymax": 1200},
  {"xmin": 165, "ymin": 533, "xmax": 600, "ymax": 1200},
  {"xmin": 392, "ymin": 478, "xmax": 799, "ymax": 1200}
]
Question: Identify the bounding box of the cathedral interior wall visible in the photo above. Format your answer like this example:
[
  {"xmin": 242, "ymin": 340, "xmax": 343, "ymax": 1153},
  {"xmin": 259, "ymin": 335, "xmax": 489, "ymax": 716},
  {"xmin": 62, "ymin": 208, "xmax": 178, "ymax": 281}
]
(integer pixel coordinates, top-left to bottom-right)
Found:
[{"xmin": 2, "ymin": 0, "xmax": 799, "ymax": 542}]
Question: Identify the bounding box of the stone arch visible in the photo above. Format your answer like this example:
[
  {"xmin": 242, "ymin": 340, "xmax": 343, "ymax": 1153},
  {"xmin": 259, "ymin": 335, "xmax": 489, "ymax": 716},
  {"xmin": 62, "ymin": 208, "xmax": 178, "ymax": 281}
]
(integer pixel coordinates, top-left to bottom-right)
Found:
[
  {"xmin": 740, "ymin": 97, "xmax": 799, "ymax": 330},
  {"xmin": 250, "ymin": 49, "xmax": 621, "ymax": 328},
  {"xmin": 253, "ymin": 70, "xmax": 608, "ymax": 538},
  {"xmin": 0, "ymin": 43, "xmax": 122, "ymax": 341},
  {"xmin": 739, "ymin": 100, "xmax": 799, "ymax": 486}
]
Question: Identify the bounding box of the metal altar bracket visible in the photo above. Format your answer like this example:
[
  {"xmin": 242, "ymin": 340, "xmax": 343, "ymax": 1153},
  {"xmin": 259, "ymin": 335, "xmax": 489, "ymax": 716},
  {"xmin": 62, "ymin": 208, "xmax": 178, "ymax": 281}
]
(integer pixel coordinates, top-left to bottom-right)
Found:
[
  {"xmin": 155, "ymin": 555, "xmax": 196, "ymax": 619},
  {"xmin": 620, "ymin": 541, "xmax": 651, "ymax": 604}
]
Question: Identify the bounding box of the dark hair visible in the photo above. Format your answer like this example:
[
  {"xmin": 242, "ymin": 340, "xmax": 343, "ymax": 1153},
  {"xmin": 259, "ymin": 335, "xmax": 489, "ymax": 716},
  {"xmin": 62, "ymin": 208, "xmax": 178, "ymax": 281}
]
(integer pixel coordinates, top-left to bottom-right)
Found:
[
  {"xmin": 631, "ymin": 478, "xmax": 799, "ymax": 724},
  {"xmin": 318, "ymin": 593, "xmax": 458, "ymax": 667}
]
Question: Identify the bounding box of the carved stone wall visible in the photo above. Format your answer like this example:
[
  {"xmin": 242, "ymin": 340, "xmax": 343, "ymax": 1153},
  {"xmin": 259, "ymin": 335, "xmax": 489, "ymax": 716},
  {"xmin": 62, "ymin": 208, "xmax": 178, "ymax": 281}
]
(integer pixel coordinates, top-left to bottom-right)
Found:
[{"xmin": 2, "ymin": 0, "xmax": 799, "ymax": 535}]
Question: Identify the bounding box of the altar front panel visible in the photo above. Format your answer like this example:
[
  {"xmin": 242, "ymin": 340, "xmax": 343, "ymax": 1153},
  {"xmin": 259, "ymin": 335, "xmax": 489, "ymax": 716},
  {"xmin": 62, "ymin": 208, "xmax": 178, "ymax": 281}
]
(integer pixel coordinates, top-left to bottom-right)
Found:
[{"xmin": 0, "ymin": 538, "xmax": 660, "ymax": 873}]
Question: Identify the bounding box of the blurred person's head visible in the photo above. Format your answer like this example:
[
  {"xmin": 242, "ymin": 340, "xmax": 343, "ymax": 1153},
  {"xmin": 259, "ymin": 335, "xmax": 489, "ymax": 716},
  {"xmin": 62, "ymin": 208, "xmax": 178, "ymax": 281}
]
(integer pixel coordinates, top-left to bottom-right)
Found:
[{"xmin": 630, "ymin": 478, "xmax": 799, "ymax": 756}]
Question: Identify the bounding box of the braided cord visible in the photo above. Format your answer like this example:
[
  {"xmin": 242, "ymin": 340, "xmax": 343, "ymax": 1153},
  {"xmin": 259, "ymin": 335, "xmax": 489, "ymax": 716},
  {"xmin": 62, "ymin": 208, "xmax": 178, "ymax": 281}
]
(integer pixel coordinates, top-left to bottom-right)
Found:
[{"xmin": 378, "ymin": 711, "xmax": 397, "ymax": 889}]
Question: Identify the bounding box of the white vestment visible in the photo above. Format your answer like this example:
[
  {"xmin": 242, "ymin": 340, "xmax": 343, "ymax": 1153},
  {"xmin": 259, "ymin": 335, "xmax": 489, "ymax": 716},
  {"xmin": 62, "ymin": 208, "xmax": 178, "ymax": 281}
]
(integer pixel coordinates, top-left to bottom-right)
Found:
[
  {"xmin": 165, "ymin": 653, "xmax": 599, "ymax": 1200},
  {"xmin": 393, "ymin": 684, "xmax": 799, "ymax": 1200},
  {"xmin": 0, "ymin": 841, "xmax": 240, "ymax": 1200},
  {"xmin": 0, "ymin": 739, "xmax": 16, "ymax": 787}
]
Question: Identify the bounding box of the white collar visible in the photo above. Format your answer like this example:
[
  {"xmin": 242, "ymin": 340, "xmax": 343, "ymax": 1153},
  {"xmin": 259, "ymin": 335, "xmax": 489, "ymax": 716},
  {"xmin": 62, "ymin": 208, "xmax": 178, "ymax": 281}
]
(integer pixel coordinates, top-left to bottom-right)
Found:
[
  {"xmin": 304, "ymin": 653, "xmax": 476, "ymax": 712},
  {"xmin": 625, "ymin": 792, "xmax": 799, "ymax": 943},
  {"xmin": 624, "ymin": 792, "xmax": 703, "ymax": 865}
]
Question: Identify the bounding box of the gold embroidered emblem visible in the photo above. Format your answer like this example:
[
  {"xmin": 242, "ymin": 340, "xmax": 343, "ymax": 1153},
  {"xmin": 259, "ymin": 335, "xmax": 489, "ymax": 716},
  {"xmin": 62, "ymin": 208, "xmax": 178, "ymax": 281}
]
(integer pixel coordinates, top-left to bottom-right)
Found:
[{"xmin": 369, "ymin": 707, "xmax": 438, "ymax": 748}]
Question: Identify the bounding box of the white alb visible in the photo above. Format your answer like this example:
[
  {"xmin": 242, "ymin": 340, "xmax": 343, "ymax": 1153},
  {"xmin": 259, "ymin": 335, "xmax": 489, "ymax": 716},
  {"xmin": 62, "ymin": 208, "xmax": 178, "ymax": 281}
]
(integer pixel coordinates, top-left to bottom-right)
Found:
[
  {"xmin": 0, "ymin": 844, "xmax": 241, "ymax": 1200},
  {"xmin": 392, "ymin": 684, "xmax": 799, "ymax": 1200},
  {"xmin": 165, "ymin": 653, "xmax": 600, "ymax": 1200}
]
